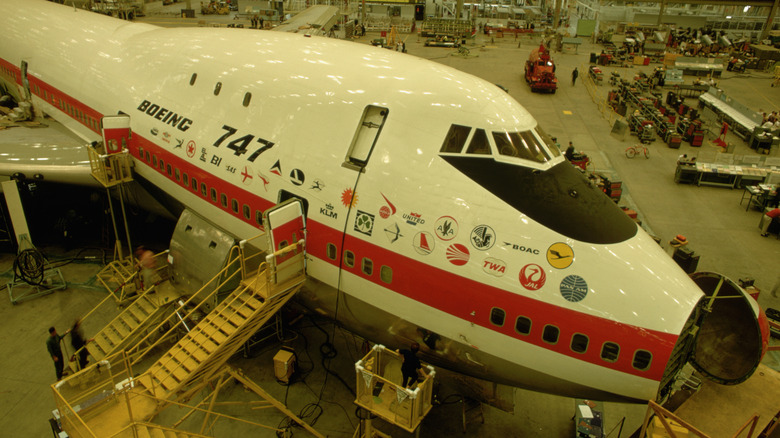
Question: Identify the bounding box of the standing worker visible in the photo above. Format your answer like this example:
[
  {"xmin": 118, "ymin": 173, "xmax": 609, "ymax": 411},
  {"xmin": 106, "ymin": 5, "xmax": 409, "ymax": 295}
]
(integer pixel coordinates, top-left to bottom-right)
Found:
[
  {"xmin": 571, "ymin": 67, "xmax": 579, "ymax": 86},
  {"xmin": 47, "ymin": 326, "xmax": 69, "ymax": 381},
  {"xmin": 397, "ymin": 342, "xmax": 428, "ymax": 388},
  {"xmin": 760, "ymin": 208, "xmax": 780, "ymax": 237}
]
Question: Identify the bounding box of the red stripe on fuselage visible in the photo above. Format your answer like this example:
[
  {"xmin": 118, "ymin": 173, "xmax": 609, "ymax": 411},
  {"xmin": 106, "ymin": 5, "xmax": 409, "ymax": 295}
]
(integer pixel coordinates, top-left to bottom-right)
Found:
[{"xmin": 13, "ymin": 63, "xmax": 679, "ymax": 383}]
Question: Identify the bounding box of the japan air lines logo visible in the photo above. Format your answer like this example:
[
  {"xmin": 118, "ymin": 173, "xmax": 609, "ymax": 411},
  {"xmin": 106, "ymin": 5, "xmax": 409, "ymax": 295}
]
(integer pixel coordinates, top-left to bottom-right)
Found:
[{"xmin": 519, "ymin": 263, "xmax": 546, "ymax": 291}]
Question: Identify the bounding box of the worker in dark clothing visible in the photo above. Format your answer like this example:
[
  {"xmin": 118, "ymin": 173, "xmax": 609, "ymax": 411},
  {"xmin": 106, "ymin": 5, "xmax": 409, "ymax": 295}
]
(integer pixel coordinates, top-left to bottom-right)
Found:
[
  {"xmin": 565, "ymin": 141, "xmax": 576, "ymax": 160},
  {"xmin": 571, "ymin": 67, "xmax": 579, "ymax": 85},
  {"xmin": 47, "ymin": 327, "xmax": 69, "ymax": 381},
  {"xmin": 70, "ymin": 319, "xmax": 92, "ymax": 370},
  {"xmin": 397, "ymin": 342, "xmax": 427, "ymax": 388}
]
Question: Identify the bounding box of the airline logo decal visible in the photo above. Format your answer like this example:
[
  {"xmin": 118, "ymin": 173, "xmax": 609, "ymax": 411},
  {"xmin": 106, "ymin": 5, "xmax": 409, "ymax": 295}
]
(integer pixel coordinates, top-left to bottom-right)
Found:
[
  {"xmin": 470, "ymin": 225, "xmax": 495, "ymax": 251},
  {"xmin": 560, "ymin": 275, "xmax": 588, "ymax": 302},
  {"xmin": 546, "ymin": 243, "xmax": 574, "ymax": 269},
  {"xmin": 341, "ymin": 188, "xmax": 358, "ymax": 208},
  {"xmin": 446, "ymin": 244, "xmax": 470, "ymax": 266},
  {"xmin": 137, "ymin": 99, "xmax": 193, "ymax": 132},
  {"xmin": 519, "ymin": 264, "xmax": 546, "ymax": 290},
  {"xmin": 379, "ymin": 193, "xmax": 397, "ymax": 219},
  {"xmin": 354, "ymin": 210, "xmax": 374, "ymax": 236},
  {"xmin": 289, "ymin": 168, "xmax": 305, "ymax": 186},
  {"xmin": 270, "ymin": 160, "xmax": 282, "ymax": 176},
  {"xmin": 240, "ymin": 166, "xmax": 253, "ymax": 185},
  {"xmin": 503, "ymin": 241, "xmax": 540, "ymax": 255},
  {"xmin": 434, "ymin": 216, "xmax": 458, "ymax": 241},
  {"xmin": 482, "ymin": 257, "xmax": 506, "ymax": 277},
  {"xmin": 384, "ymin": 223, "xmax": 403, "ymax": 243},
  {"xmin": 186, "ymin": 140, "xmax": 196, "ymax": 158},
  {"xmin": 151, "ymin": 127, "xmax": 159, "ymax": 136},
  {"xmin": 310, "ymin": 179, "xmax": 324, "ymax": 191},
  {"xmin": 257, "ymin": 171, "xmax": 270, "ymax": 191},
  {"xmin": 175, "ymin": 138, "xmax": 184, "ymax": 149},
  {"xmin": 413, "ymin": 231, "xmax": 434, "ymax": 255},
  {"xmin": 403, "ymin": 212, "xmax": 425, "ymax": 226},
  {"xmin": 320, "ymin": 203, "xmax": 337, "ymax": 220}
]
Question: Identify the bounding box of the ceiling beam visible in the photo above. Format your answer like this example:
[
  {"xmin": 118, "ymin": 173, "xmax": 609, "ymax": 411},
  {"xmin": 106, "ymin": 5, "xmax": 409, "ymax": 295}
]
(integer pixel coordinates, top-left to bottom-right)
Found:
[{"xmin": 624, "ymin": 0, "xmax": 775, "ymax": 6}]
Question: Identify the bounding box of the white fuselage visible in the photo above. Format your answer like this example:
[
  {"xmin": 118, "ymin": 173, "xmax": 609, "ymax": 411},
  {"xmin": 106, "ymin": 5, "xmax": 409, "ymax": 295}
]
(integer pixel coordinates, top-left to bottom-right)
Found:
[{"xmin": 0, "ymin": 0, "xmax": 710, "ymax": 401}]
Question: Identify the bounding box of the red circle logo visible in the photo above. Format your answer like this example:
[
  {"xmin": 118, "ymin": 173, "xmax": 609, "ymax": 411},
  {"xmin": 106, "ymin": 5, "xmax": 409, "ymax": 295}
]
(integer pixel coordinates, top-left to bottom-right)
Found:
[
  {"xmin": 519, "ymin": 264, "xmax": 546, "ymax": 291},
  {"xmin": 380, "ymin": 205, "xmax": 391, "ymax": 219}
]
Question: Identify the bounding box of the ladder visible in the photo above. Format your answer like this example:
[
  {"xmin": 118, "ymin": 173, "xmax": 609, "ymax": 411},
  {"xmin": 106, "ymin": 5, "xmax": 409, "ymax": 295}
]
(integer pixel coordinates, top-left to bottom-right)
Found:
[
  {"xmin": 87, "ymin": 291, "xmax": 174, "ymax": 362},
  {"xmin": 138, "ymin": 262, "xmax": 304, "ymax": 399}
]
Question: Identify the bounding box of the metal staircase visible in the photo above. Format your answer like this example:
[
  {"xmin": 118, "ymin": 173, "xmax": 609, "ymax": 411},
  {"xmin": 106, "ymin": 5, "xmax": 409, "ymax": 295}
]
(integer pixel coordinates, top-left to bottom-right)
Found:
[
  {"xmin": 122, "ymin": 423, "xmax": 212, "ymax": 438},
  {"xmin": 87, "ymin": 290, "xmax": 174, "ymax": 362},
  {"xmin": 139, "ymin": 263, "xmax": 303, "ymax": 399}
]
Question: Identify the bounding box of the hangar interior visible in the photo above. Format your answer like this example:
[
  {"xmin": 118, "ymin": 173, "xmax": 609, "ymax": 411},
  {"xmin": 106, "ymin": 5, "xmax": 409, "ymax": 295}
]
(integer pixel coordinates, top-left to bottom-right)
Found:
[{"xmin": 0, "ymin": 1, "xmax": 779, "ymax": 437}]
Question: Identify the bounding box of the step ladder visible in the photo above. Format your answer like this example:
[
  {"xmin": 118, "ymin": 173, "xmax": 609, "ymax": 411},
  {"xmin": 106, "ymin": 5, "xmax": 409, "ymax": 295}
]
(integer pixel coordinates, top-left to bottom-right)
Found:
[
  {"xmin": 138, "ymin": 268, "xmax": 304, "ymax": 399},
  {"xmin": 87, "ymin": 291, "xmax": 174, "ymax": 362}
]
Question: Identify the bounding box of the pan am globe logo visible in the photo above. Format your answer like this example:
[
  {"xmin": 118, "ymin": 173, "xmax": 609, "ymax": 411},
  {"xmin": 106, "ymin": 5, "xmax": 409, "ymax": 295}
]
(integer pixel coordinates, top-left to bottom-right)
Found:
[{"xmin": 559, "ymin": 275, "xmax": 588, "ymax": 302}]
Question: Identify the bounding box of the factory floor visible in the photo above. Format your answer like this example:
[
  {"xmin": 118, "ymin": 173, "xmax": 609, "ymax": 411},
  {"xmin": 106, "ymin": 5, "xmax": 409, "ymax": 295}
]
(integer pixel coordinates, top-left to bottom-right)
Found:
[{"xmin": 1, "ymin": 13, "xmax": 780, "ymax": 438}]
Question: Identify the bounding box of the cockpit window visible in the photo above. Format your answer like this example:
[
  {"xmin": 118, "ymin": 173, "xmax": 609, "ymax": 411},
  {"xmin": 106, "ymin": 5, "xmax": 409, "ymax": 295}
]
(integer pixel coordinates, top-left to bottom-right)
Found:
[
  {"xmin": 466, "ymin": 129, "xmax": 491, "ymax": 155},
  {"xmin": 534, "ymin": 125, "xmax": 561, "ymax": 158},
  {"xmin": 440, "ymin": 124, "xmax": 472, "ymax": 153},
  {"xmin": 493, "ymin": 131, "xmax": 551, "ymax": 163}
]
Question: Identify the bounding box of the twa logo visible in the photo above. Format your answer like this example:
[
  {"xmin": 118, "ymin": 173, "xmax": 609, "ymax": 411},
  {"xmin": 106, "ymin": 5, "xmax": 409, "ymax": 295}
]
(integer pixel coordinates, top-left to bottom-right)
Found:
[
  {"xmin": 379, "ymin": 193, "xmax": 397, "ymax": 219},
  {"xmin": 482, "ymin": 258, "xmax": 506, "ymax": 277}
]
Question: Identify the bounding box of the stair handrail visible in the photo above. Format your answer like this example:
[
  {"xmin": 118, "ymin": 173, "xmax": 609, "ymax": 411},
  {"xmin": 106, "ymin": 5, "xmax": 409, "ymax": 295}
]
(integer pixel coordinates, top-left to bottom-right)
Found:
[{"xmin": 127, "ymin": 246, "xmax": 243, "ymax": 366}]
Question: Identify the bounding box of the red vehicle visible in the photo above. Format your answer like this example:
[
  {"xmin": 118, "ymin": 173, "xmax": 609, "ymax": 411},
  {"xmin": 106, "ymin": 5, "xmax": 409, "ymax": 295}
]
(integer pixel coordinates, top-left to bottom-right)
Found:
[{"xmin": 525, "ymin": 43, "xmax": 557, "ymax": 93}]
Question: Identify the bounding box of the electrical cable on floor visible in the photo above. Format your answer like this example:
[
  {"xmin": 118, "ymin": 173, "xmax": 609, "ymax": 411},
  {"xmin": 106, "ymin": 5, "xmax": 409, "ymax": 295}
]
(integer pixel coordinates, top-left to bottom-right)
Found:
[{"xmin": 13, "ymin": 248, "xmax": 45, "ymax": 285}]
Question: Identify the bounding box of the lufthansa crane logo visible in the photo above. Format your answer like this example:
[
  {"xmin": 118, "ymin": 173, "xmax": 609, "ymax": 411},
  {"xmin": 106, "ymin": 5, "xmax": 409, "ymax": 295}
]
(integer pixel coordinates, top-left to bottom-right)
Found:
[{"xmin": 546, "ymin": 242, "xmax": 574, "ymax": 269}]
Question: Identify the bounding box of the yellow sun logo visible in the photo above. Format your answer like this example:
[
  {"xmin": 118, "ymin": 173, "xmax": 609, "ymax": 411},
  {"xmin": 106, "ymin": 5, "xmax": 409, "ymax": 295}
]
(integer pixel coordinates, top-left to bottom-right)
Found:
[{"xmin": 341, "ymin": 188, "xmax": 358, "ymax": 208}]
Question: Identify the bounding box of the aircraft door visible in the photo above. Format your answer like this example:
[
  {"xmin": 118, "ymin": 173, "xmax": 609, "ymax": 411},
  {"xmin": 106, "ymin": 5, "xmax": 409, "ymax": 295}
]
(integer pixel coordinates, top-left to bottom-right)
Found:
[
  {"xmin": 264, "ymin": 199, "xmax": 306, "ymax": 285},
  {"xmin": 101, "ymin": 115, "xmax": 132, "ymax": 154},
  {"xmin": 343, "ymin": 105, "xmax": 388, "ymax": 171},
  {"xmin": 20, "ymin": 61, "xmax": 31, "ymax": 100}
]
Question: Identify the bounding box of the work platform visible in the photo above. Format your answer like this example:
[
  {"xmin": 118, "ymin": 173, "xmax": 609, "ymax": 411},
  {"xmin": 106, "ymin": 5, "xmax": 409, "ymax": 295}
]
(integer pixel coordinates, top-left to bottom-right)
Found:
[{"xmin": 354, "ymin": 345, "xmax": 435, "ymax": 435}]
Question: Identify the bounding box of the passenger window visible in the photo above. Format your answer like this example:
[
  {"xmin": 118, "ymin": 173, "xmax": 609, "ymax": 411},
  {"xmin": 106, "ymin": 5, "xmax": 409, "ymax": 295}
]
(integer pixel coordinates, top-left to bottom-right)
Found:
[
  {"xmin": 243, "ymin": 92, "xmax": 252, "ymax": 107},
  {"xmin": 361, "ymin": 258, "xmax": 373, "ymax": 276},
  {"xmin": 490, "ymin": 308, "xmax": 505, "ymax": 327},
  {"xmin": 380, "ymin": 265, "xmax": 392, "ymax": 283},
  {"xmin": 344, "ymin": 250, "xmax": 355, "ymax": 268},
  {"xmin": 220, "ymin": 193, "xmax": 228, "ymax": 207},
  {"xmin": 326, "ymin": 243, "xmax": 337, "ymax": 260},
  {"xmin": 210, "ymin": 188, "xmax": 218, "ymax": 202},
  {"xmin": 201, "ymin": 182, "xmax": 207, "ymax": 197},
  {"xmin": 159, "ymin": 159, "xmax": 164, "ymax": 170},
  {"xmin": 466, "ymin": 129, "xmax": 491, "ymax": 155},
  {"xmin": 255, "ymin": 210, "xmax": 263, "ymax": 226},
  {"xmin": 601, "ymin": 342, "xmax": 620, "ymax": 362},
  {"xmin": 242, "ymin": 204, "xmax": 250, "ymax": 219},
  {"xmin": 542, "ymin": 325, "xmax": 559, "ymax": 344},
  {"xmin": 231, "ymin": 199, "xmax": 239, "ymax": 213},
  {"xmin": 439, "ymin": 124, "xmax": 472, "ymax": 153},
  {"xmin": 183, "ymin": 173, "xmax": 189, "ymax": 186},
  {"xmin": 145, "ymin": 151, "xmax": 150, "ymax": 162},
  {"xmin": 570, "ymin": 333, "xmax": 588, "ymax": 354},
  {"xmin": 190, "ymin": 73, "xmax": 197, "ymax": 85},
  {"xmin": 191, "ymin": 177, "xmax": 198, "ymax": 191},
  {"xmin": 175, "ymin": 168, "xmax": 180, "ymax": 181},
  {"xmin": 632, "ymin": 350, "xmax": 652, "ymax": 371},
  {"xmin": 214, "ymin": 82, "xmax": 222, "ymax": 96},
  {"xmin": 166, "ymin": 163, "xmax": 172, "ymax": 176},
  {"xmin": 139, "ymin": 147, "xmax": 144, "ymax": 157},
  {"xmin": 514, "ymin": 316, "xmax": 532, "ymax": 335},
  {"xmin": 153, "ymin": 156, "xmax": 158, "ymax": 167}
]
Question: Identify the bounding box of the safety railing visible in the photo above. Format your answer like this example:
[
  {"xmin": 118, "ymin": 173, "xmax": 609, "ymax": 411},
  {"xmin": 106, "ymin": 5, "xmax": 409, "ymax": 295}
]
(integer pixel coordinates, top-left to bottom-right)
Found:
[
  {"xmin": 354, "ymin": 344, "xmax": 435, "ymax": 433},
  {"xmin": 582, "ymin": 64, "xmax": 620, "ymax": 129},
  {"xmin": 86, "ymin": 145, "xmax": 133, "ymax": 188}
]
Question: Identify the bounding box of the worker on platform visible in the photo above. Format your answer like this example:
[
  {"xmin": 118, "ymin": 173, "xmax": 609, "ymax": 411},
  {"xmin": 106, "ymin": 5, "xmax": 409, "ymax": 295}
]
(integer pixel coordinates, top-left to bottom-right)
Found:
[
  {"xmin": 397, "ymin": 342, "xmax": 428, "ymax": 388},
  {"xmin": 565, "ymin": 141, "xmax": 576, "ymax": 160}
]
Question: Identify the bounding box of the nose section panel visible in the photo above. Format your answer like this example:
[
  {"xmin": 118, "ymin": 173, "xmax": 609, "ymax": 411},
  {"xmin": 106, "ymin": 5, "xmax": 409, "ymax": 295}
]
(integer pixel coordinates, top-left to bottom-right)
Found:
[{"xmin": 690, "ymin": 272, "xmax": 767, "ymax": 385}]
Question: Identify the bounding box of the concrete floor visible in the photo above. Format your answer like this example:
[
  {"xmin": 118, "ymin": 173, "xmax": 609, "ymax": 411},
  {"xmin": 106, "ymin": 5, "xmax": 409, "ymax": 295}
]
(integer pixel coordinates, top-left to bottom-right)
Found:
[{"xmin": 1, "ymin": 10, "xmax": 780, "ymax": 438}]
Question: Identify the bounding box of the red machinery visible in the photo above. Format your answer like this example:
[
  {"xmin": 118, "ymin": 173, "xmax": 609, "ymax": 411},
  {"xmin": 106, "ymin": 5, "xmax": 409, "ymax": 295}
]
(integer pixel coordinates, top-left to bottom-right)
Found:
[{"xmin": 525, "ymin": 43, "xmax": 558, "ymax": 93}]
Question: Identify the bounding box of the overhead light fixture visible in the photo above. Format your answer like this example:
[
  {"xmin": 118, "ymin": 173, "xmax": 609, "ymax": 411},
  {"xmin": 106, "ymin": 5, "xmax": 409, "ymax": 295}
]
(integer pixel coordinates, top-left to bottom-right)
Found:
[
  {"xmin": 743, "ymin": 5, "xmax": 750, "ymax": 13},
  {"xmin": 726, "ymin": 15, "xmax": 732, "ymax": 19}
]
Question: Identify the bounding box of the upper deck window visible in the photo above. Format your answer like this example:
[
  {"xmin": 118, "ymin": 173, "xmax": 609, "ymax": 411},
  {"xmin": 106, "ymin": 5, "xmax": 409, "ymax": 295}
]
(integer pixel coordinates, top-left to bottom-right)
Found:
[
  {"xmin": 493, "ymin": 131, "xmax": 551, "ymax": 163},
  {"xmin": 439, "ymin": 124, "xmax": 471, "ymax": 153}
]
